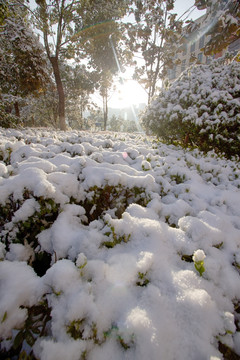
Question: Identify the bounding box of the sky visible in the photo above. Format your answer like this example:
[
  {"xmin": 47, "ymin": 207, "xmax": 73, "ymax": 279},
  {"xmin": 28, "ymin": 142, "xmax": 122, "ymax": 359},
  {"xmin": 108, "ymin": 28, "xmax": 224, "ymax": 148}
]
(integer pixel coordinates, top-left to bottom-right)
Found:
[{"xmin": 174, "ymin": 0, "xmax": 206, "ymax": 21}]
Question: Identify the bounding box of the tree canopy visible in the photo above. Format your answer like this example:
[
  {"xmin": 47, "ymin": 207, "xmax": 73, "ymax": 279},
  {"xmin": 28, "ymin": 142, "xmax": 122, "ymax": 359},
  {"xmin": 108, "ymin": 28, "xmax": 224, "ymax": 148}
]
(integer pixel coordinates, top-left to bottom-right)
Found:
[
  {"xmin": 0, "ymin": 0, "xmax": 50, "ymax": 123},
  {"xmin": 125, "ymin": 0, "xmax": 185, "ymax": 104},
  {"xmin": 32, "ymin": 0, "xmax": 129, "ymax": 130}
]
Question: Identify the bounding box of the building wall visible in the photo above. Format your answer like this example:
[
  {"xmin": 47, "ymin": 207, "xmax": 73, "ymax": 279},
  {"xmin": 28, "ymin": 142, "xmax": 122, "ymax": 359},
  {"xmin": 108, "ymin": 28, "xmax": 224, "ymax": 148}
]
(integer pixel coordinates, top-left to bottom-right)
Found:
[
  {"xmin": 167, "ymin": 4, "xmax": 240, "ymax": 83},
  {"xmin": 167, "ymin": 15, "xmax": 211, "ymax": 81}
]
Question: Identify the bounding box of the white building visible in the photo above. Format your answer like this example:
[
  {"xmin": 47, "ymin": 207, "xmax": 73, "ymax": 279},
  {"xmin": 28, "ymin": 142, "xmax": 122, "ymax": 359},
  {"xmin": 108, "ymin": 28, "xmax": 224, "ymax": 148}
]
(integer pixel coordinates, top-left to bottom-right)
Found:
[
  {"xmin": 167, "ymin": 15, "xmax": 211, "ymax": 81},
  {"xmin": 167, "ymin": 1, "xmax": 240, "ymax": 82}
]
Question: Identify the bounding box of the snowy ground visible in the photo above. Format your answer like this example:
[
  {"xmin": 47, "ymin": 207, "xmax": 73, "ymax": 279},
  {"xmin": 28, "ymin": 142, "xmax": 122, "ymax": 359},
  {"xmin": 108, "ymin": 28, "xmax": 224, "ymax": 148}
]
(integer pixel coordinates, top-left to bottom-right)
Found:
[{"xmin": 0, "ymin": 127, "xmax": 240, "ymax": 360}]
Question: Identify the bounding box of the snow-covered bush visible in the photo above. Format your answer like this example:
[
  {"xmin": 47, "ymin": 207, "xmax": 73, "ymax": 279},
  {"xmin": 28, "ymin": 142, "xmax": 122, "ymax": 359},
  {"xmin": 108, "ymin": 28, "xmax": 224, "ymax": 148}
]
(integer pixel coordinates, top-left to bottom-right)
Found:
[
  {"xmin": 0, "ymin": 128, "xmax": 240, "ymax": 360},
  {"xmin": 142, "ymin": 57, "xmax": 240, "ymax": 158}
]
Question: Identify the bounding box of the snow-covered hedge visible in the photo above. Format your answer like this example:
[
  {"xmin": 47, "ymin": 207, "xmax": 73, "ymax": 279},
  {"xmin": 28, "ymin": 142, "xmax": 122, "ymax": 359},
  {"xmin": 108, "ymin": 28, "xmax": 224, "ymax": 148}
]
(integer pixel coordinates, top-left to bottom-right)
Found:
[
  {"xmin": 142, "ymin": 57, "xmax": 240, "ymax": 158},
  {"xmin": 0, "ymin": 128, "xmax": 240, "ymax": 360}
]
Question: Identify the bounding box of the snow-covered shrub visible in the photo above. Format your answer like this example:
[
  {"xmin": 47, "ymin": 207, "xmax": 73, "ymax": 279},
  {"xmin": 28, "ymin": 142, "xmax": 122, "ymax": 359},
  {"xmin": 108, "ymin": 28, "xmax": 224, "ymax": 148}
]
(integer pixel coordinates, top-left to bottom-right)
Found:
[
  {"xmin": 142, "ymin": 57, "xmax": 240, "ymax": 158},
  {"xmin": 1, "ymin": 128, "xmax": 240, "ymax": 360},
  {"xmin": 82, "ymin": 184, "xmax": 151, "ymax": 221},
  {"xmin": 0, "ymin": 194, "xmax": 60, "ymax": 276}
]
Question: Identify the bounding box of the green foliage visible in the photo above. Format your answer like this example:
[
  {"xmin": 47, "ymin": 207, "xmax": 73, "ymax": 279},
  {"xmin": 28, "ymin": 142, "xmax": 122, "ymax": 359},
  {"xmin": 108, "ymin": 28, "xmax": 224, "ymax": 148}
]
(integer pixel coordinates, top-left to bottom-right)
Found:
[
  {"xmin": 136, "ymin": 271, "xmax": 150, "ymax": 287},
  {"xmin": 33, "ymin": 0, "xmax": 129, "ymax": 130},
  {"xmin": 82, "ymin": 184, "xmax": 150, "ymax": 221},
  {"xmin": 1, "ymin": 299, "xmax": 51, "ymax": 360},
  {"xmin": 1, "ymin": 311, "xmax": 7, "ymax": 323},
  {"xmin": 170, "ymin": 173, "xmax": 186, "ymax": 184},
  {"xmin": 181, "ymin": 254, "xmax": 194, "ymax": 263},
  {"xmin": 15, "ymin": 198, "xmax": 59, "ymax": 243},
  {"xmin": 61, "ymin": 63, "xmax": 97, "ymax": 129},
  {"xmin": 143, "ymin": 57, "xmax": 240, "ymax": 158},
  {"xmin": 21, "ymin": 83, "xmax": 59, "ymax": 128},
  {"xmin": 213, "ymin": 242, "xmax": 224, "ymax": 250},
  {"xmin": 194, "ymin": 259, "xmax": 205, "ymax": 276},
  {"xmin": 0, "ymin": 193, "xmax": 60, "ymax": 276},
  {"xmin": 108, "ymin": 114, "xmax": 139, "ymax": 133},
  {"xmin": 108, "ymin": 114, "xmax": 123, "ymax": 132},
  {"xmin": 141, "ymin": 160, "xmax": 151, "ymax": 171},
  {"xmin": 126, "ymin": 0, "xmax": 185, "ymax": 102},
  {"xmin": 0, "ymin": 99, "xmax": 20, "ymax": 128},
  {"xmin": 104, "ymin": 324, "xmax": 135, "ymax": 350},
  {"xmin": 0, "ymin": 0, "xmax": 51, "ymax": 124},
  {"xmin": 218, "ymin": 341, "xmax": 240, "ymax": 360},
  {"xmin": 0, "ymin": 144, "xmax": 13, "ymax": 166},
  {"xmin": 1, "ymin": 196, "xmax": 59, "ymax": 244},
  {"xmin": 66, "ymin": 318, "xmax": 98, "ymax": 341},
  {"xmin": 67, "ymin": 318, "xmax": 135, "ymax": 351},
  {"xmin": 102, "ymin": 224, "xmax": 131, "ymax": 248},
  {"xmin": 14, "ymin": 302, "xmax": 51, "ymax": 345},
  {"xmin": 65, "ymin": 318, "xmax": 122, "ymax": 357},
  {"xmin": 0, "ymin": 1, "xmax": 50, "ymax": 97}
]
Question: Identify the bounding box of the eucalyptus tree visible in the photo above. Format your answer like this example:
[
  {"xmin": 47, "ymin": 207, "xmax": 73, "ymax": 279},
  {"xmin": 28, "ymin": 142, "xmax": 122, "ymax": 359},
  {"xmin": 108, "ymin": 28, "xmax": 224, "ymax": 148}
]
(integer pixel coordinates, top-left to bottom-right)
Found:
[{"xmin": 32, "ymin": 0, "xmax": 129, "ymax": 130}]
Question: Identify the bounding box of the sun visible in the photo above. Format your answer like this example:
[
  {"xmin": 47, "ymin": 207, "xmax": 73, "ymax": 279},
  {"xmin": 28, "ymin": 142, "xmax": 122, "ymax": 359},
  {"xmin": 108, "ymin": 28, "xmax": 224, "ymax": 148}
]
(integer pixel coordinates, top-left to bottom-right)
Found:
[{"xmin": 109, "ymin": 78, "xmax": 148, "ymax": 108}]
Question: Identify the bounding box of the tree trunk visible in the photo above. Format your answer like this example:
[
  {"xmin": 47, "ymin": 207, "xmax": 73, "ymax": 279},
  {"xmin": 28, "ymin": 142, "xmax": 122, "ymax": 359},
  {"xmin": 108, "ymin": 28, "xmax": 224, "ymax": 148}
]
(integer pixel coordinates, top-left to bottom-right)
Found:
[
  {"xmin": 14, "ymin": 102, "xmax": 20, "ymax": 117},
  {"xmin": 103, "ymin": 92, "xmax": 108, "ymax": 131},
  {"xmin": 50, "ymin": 56, "xmax": 66, "ymax": 131}
]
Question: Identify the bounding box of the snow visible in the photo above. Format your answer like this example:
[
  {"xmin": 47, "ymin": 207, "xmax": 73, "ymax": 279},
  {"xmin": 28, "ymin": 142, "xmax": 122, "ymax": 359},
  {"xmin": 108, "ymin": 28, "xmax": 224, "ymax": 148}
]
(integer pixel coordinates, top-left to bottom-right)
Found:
[
  {"xmin": 193, "ymin": 249, "xmax": 206, "ymax": 262},
  {"xmin": 0, "ymin": 261, "xmax": 43, "ymax": 337},
  {"xmin": 0, "ymin": 128, "xmax": 240, "ymax": 359}
]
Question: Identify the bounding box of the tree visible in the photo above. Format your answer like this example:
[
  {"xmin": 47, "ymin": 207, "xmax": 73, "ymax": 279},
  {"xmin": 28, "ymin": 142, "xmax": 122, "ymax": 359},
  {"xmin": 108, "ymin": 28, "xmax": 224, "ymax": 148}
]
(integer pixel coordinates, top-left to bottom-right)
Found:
[
  {"xmin": 125, "ymin": 0, "xmax": 185, "ymax": 104},
  {"xmin": 0, "ymin": 0, "xmax": 50, "ymax": 124},
  {"xmin": 194, "ymin": 0, "xmax": 240, "ymax": 55},
  {"xmin": 32, "ymin": 0, "xmax": 129, "ymax": 131},
  {"xmin": 81, "ymin": 24, "xmax": 118, "ymax": 131},
  {"xmin": 78, "ymin": 18, "xmax": 130, "ymax": 130},
  {"xmin": 122, "ymin": 118, "xmax": 138, "ymax": 132},
  {"xmin": 108, "ymin": 114, "xmax": 122, "ymax": 131},
  {"xmin": 87, "ymin": 107, "xmax": 104, "ymax": 130},
  {"xmin": 142, "ymin": 55, "xmax": 240, "ymax": 158},
  {"xmin": 61, "ymin": 63, "xmax": 97, "ymax": 129},
  {"xmin": 21, "ymin": 82, "xmax": 59, "ymax": 127}
]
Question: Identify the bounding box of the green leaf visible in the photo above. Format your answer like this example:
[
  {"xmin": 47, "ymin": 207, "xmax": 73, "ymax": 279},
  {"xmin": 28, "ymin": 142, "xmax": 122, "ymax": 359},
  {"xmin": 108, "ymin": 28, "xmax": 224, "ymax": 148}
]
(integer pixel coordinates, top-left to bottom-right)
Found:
[
  {"xmin": 194, "ymin": 261, "xmax": 205, "ymax": 276},
  {"xmin": 13, "ymin": 330, "xmax": 24, "ymax": 350},
  {"xmin": 181, "ymin": 254, "xmax": 193, "ymax": 263},
  {"xmin": 1, "ymin": 311, "xmax": 7, "ymax": 323},
  {"xmin": 31, "ymin": 326, "xmax": 41, "ymax": 335},
  {"xmin": 19, "ymin": 350, "xmax": 28, "ymax": 360},
  {"xmin": 213, "ymin": 242, "xmax": 223, "ymax": 249},
  {"xmin": 104, "ymin": 231, "xmax": 111, "ymax": 237},
  {"xmin": 25, "ymin": 330, "xmax": 35, "ymax": 347}
]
